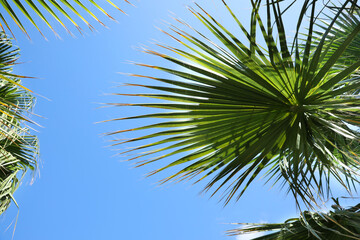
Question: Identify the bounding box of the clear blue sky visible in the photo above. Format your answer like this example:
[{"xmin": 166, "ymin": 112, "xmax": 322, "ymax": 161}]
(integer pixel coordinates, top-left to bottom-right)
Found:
[{"xmin": 0, "ymin": 1, "xmax": 356, "ymax": 239}]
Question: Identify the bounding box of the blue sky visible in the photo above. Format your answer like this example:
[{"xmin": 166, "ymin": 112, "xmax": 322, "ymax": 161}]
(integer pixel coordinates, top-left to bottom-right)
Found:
[{"xmin": 0, "ymin": 1, "xmax": 356, "ymax": 239}]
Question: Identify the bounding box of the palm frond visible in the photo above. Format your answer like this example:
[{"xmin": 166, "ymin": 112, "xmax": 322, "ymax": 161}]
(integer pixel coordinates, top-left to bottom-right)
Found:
[
  {"xmin": 0, "ymin": 32, "xmax": 38, "ymax": 214},
  {"xmin": 0, "ymin": 0, "xmax": 131, "ymax": 38},
  {"xmin": 109, "ymin": 0, "xmax": 360, "ymax": 208},
  {"xmin": 227, "ymin": 199, "xmax": 360, "ymax": 240},
  {"xmin": 312, "ymin": 6, "xmax": 360, "ymax": 69}
]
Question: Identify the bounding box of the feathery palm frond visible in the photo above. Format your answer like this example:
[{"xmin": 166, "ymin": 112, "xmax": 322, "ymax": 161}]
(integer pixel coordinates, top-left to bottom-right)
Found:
[
  {"xmin": 0, "ymin": 0, "xmax": 131, "ymax": 38},
  {"xmin": 227, "ymin": 199, "xmax": 360, "ymax": 240},
  {"xmin": 109, "ymin": 0, "xmax": 360, "ymax": 208},
  {"xmin": 0, "ymin": 32, "xmax": 38, "ymax": 214}
]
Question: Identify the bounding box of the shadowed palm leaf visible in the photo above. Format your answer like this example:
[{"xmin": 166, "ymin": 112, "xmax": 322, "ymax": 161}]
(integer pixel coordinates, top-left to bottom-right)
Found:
[
  {"xmin": 228, "ymin": 199, "xmax": 360, "ymax": 240},
  {"xmin": 0, "ymin": 32, "xmax": 38, "ymax": 214},
  {"xmin": 313, "ymin": 6, "xmax": 360, "ymax": 68},
  {"xmin": 109, "ymin": 0, "xmax": 360, "ymax": 208},
  {"xmin": 0, "ymin": 0, "xmax": 131, "ymax": 38}
]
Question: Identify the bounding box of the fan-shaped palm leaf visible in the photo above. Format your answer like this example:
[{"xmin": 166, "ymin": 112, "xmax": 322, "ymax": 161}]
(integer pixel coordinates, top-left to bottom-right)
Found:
[
  {"xmin": 0, "ymin": 0, "xmax": 131, "ymax": 38},
  {"xmin": 0, "ymin": 32, "xmax": 38, "ymax": 214},
  {"xmin": 109, "ymin": 0, "xmax": 360, "ymax": 208},
  {"xmin": 227, "ymin": 199, "xmax": 360, "ymax": 240}
]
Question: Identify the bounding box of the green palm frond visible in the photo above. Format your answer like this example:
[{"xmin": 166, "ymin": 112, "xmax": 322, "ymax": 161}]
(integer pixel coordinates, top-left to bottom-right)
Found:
[
  {"xmin": 0, "ymin": 32, "xmax": 38, "ymax": 214},
  {"xmin": 0, "ymin": 0, "xmax": 131, "ymax": 38},
  {"xmin": 312, "ymin": 6, "xmax": 360, "ymax": 68},
  {"xmin": 109, "ymin": 0, "xmax": 360, "ymax": 208},
  {"xmin": 228, "ymin": 199, "xmax": 360, "ymax": 240}
]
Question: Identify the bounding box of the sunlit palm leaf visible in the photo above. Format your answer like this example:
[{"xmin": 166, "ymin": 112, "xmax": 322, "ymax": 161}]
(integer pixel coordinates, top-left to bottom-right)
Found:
[
  {"xmin": 0, "ymin": 32, "xmax": 38, "ymax": 214},
  {"xmin": 109, "ymin": 0, "xmax": 360, "ymax": 208},
  {"xmin": 0, "ymin": 0, "xmax": 131, "ymax": 38},
  {"xmin": 228, "ymin": 199, "xmax": 360, "ymax": 240}
]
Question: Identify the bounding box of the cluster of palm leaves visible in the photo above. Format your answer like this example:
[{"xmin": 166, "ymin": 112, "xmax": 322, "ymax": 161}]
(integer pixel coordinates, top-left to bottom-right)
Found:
[
  {"xmin": 228, "ymin": 198, "xmax": 360, "ymax": 239},
  {"xmin": 0, "ymin": 32, "xmax": 38, "ymax": 214},
  {"xmin": 112, "ymin": 0, "xmax": 360, "ymax": 206},
  {"xmin": 108, "ymin": 0, "xmax": 360, "ymax": 239},
  {"xmin": 0, "ymin": 0, "xmax": 358, "ymax": 239}
]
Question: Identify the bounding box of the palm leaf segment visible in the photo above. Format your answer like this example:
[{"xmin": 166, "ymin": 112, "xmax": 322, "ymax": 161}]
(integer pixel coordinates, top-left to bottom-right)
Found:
[
  {"xmin": 228, "ymin": 199, "xmax": 360, "ymax": 240},
  {"xmin": 111, "ymin": 0, "xmax": 360, "ymax": 207},
  {"xmin": 0, "ymin": 32, "xmax": 38, "ymax": 214},
  {"xmin": 0, "ymin": 0, "xmax": 131, "ymax": 38},
  {"xmin": 313, "ymin": 6, "xmax": 360, "ymax": 70}
]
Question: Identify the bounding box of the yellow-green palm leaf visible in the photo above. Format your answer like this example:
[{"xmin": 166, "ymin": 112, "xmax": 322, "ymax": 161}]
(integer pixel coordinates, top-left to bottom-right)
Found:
[
  {"xmin": 0, "ymin": 32, "xmax": 38, "ymax": 214},
  {"xmin": 0, "ymin": 0, "xmax": 131, "ymax": 38}
]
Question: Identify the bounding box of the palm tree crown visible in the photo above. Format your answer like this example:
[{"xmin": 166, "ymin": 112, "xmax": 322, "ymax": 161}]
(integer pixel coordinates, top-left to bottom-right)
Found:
[{"xmin": 109, "ymin": 0, "xmax": 360, "ymax": 208}]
